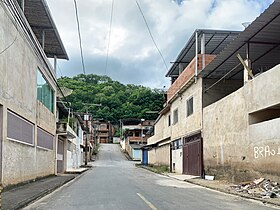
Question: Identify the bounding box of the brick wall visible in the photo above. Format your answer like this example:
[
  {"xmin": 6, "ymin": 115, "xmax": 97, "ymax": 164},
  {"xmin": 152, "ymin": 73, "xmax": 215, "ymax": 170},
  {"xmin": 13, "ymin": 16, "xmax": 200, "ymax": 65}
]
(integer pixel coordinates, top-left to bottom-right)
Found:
[{"xmin": 167, "ymin": 54, "xmax": 216, "ymax": 101}]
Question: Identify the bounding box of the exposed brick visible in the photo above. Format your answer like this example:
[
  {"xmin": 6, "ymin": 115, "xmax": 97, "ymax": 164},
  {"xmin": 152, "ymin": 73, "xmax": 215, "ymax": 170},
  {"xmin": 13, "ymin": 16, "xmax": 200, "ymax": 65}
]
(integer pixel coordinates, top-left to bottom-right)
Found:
[{"xmin": 167, "ymin": 54, "xmax": 216, "ymax": 101}]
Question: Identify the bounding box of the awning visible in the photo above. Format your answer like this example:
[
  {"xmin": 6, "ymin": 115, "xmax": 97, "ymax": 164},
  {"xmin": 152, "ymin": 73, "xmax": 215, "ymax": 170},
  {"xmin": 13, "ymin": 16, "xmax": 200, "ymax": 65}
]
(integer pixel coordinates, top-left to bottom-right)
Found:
[
  {"xmin": 200, "ymin": 1, "xmax": 280, "ymax": 80},
  {"xmin": 166, "ymin": 29, "xmax": 240, "ymax": 77},
  {"xmin": 23, "ymin": 0, "xmax": 68, "ymax": 60}
]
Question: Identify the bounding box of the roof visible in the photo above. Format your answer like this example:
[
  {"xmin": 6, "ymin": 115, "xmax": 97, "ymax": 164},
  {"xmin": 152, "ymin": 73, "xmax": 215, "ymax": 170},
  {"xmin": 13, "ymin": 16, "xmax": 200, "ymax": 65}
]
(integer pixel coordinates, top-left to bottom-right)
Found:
[
  {"xmin": 200, "ymin": 1, "xmax": 280, "ymax": 79},
  {"xmin": 23, "ymin": 0, "xmax": 68, "ymax": 60},
  {"xmin": 166, "ymin": 29, "xmax": 240, "ymax": 77}
]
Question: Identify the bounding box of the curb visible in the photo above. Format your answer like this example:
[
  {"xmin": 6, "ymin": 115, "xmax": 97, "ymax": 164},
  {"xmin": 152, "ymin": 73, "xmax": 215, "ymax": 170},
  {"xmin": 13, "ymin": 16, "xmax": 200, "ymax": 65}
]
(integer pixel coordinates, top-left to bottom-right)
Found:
[{"xmin": 12, "ymin": 176, "xmax": 76, "ymax": 210}]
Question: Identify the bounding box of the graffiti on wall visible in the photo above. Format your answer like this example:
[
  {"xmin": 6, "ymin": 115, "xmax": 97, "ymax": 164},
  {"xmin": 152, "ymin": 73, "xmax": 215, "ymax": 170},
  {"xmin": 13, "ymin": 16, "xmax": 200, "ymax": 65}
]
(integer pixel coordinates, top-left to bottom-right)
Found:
[{"xmin": 254, "ymin": 145, "xmax": 280, "ymax": 159}]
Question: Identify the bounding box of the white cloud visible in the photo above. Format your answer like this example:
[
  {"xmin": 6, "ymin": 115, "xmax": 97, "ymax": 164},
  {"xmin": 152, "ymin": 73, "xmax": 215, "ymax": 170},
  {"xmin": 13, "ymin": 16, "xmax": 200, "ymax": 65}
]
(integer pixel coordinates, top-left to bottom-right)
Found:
[{"xmin": 47, "ymin": 0, "xmax": 273, "ymax": 88}]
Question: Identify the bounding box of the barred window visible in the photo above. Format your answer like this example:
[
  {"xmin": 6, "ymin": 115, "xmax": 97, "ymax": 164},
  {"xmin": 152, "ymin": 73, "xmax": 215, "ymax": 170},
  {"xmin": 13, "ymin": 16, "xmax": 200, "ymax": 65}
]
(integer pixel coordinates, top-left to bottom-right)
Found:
[{"xmin": 186, "ymin": 97, "xmax": 193, "ymax": 117}]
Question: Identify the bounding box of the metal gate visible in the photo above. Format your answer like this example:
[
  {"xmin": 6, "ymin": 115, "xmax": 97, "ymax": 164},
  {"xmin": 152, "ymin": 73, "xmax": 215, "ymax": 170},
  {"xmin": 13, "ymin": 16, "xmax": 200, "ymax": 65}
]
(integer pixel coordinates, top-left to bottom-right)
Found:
[
  {"xmin": 183, "ymin": 133, "xmax": 202, "ymax": 176},
  {"xmin": 57, "ymin": 139, "xmax": 64, "ymax": 173}
]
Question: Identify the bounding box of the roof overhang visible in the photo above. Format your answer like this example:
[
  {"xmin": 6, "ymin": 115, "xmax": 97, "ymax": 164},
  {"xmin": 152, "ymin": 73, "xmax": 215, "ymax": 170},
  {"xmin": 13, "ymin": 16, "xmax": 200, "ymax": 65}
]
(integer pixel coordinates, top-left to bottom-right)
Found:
[
  {"xmin": 166, "ymin": 29, "xmax": 240, "ymax": 78},
  {"xmin": 200, "ymin": 1, "xmax": 280, "ymax": 80},
  {"xmin": 23, "ymin": 0, "xmax": 68, "ymax": 60}
]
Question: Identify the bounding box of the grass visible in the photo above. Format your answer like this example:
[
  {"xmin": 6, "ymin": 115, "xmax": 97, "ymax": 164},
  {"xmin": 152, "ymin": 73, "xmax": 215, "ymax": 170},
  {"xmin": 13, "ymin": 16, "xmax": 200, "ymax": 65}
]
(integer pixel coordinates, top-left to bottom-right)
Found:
[{"xmin": 144, "ymin": 164, "xmax": 170, "ymax": 174}]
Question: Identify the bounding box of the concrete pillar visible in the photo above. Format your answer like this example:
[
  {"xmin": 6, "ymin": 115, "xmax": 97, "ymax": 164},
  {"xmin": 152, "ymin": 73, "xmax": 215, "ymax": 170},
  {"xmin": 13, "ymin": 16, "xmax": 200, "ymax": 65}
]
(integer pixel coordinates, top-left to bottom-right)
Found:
[
  {"xmin": 243, "ymin": 59, "xmax": 251, "ymax": 84},
  {"xmin": 195, "ymin": 31, "xmax": 198, "ymax": 83},
  {"xmin": 201, "ymin": 33, "xmax": 205, "ymax": 69}
]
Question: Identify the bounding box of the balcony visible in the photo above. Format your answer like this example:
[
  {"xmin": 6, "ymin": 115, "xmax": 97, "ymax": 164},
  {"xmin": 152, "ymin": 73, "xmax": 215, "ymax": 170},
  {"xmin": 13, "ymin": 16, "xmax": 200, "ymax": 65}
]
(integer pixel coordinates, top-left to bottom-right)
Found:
[{"xmin": 56, "ymin": 122, "xmax": 76, "ymax": 139}]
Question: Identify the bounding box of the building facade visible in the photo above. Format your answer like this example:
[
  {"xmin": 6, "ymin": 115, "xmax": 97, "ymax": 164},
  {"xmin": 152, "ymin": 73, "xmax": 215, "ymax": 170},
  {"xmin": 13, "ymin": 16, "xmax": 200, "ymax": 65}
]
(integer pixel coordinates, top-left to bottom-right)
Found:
[{"xmin": 0, "ymin": 0, "xmax": 68, "ymax": 186}]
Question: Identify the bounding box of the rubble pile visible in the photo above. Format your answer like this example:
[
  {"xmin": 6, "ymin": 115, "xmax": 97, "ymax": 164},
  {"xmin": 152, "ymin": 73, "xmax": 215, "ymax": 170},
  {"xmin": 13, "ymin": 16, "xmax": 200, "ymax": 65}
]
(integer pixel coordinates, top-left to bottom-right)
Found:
[{"xmin": 230, "ymin": 178, "xmax": 280, "ymax": 199}]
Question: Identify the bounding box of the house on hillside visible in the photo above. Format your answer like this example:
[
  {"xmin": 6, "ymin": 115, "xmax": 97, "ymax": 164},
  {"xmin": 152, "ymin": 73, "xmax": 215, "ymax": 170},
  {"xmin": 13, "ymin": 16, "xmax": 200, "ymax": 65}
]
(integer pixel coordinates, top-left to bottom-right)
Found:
[
  {"xmin": 147, "ymin": 29, "xmax": 240, "ymax": 174},
  {"xmin": 0, "ymin": 0, "xmax": 68, "ymax": 186},
  {"xmin": 92, "ymin": 120, "xmax": 114, "ymax": 144},
  {"xmin": 149, "ymin": 1, "xmax": 280, "ymax": 182},
  {"xmin": 121, "ymin": 119, "xmax": 154, "ymax": 160}
]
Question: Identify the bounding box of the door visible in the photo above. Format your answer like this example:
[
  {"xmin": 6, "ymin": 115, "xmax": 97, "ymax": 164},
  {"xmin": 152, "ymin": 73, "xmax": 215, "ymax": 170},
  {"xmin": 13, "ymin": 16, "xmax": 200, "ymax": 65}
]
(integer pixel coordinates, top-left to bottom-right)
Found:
[
  {"xmin": 57, "ymin": 139, "xmax": 64, "ymax": 173},
  {"xmin": 142, "ymin": 149, "xmax": 148, "ymax": 165},
  {"xmin": 183, "ymin": 133, "xmax": 202, "ymax": 176}
]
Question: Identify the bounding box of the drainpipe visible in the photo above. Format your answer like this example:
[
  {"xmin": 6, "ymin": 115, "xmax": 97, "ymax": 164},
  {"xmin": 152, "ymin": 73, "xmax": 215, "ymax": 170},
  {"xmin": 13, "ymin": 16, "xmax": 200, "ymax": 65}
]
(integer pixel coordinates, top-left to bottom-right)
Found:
[{"xmin": 195, "ymin": 31, "xmax": 198, "ymax": 83}]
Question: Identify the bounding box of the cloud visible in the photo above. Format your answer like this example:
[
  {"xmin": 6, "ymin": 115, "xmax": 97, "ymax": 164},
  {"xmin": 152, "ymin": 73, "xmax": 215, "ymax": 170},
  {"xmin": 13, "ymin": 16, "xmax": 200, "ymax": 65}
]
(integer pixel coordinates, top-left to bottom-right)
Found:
[{"xmin": 47, "ymin": 0, "xmax": 273, "ymax": 88}]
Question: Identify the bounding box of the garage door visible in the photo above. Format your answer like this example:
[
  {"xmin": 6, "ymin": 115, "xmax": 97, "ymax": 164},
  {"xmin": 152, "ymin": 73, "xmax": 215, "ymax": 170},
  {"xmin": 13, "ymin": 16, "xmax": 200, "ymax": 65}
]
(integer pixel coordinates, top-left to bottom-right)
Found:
[{"xmin": 183, "ymin": 133, "xmax": 202, "ymax": 176}]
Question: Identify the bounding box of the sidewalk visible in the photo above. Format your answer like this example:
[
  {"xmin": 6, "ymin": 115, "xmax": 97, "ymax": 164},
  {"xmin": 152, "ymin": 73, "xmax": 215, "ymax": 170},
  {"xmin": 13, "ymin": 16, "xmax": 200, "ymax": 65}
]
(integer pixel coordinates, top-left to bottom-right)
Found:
[
  {"xmin": 139, "ymin": 165, "xmax": 280, "ymax": 208},
  {"xmin": 2, "ymin": 174, "xmax": 79, "ymax": 210}
]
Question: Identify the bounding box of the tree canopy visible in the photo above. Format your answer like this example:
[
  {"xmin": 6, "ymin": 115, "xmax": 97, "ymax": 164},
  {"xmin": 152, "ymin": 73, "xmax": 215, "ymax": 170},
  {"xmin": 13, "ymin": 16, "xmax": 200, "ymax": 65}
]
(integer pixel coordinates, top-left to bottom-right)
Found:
[{"xmin": 58, "ymin": 74, "xmax": 164, "ymax": 124}]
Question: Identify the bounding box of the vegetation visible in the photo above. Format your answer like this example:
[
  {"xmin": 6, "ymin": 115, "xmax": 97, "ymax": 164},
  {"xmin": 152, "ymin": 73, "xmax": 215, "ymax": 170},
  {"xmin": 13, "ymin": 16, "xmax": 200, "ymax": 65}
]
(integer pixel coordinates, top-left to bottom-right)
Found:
[{"xmin": 58, "ymin": 74, "xmax": 164, "ymax": 124}]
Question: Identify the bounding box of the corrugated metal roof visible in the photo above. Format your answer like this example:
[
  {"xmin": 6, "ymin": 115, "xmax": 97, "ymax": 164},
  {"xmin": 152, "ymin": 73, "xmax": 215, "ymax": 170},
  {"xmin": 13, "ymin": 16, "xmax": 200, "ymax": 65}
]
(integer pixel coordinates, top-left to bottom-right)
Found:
[
  {"xmin": 166, "ymin": 29, "xmax": 240, "ymax": 77},
  {"xmin": 200, "ymin": 1, "xmax": 280, "ymax": 79},
  {"xmin": 23, "ymin": 0, "xmax": 68, "ymax": 60}
]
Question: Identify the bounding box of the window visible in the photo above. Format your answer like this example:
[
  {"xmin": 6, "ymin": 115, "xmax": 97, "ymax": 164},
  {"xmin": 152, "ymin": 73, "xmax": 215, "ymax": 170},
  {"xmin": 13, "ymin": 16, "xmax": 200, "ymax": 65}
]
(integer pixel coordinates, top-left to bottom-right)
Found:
[
  {"xmin": 7, "ymin": 110, "xmax": 34, "ymax": 145},
  {"xmin": 186, "ymin": 97, "xmax": 193, "ymax": 117},
  {"xmin": 37, "ymin": 69, "xmax": 54, "ymax": 112},
  {"xmin": 37, "ymin": 127, "xmax": 54, "ymax": 150},
  {"xmin": 173, "ymin": 109, "xmax": 178, "ymax": 125},
  {"xmin": 168, "ymin": 114, "xmax": 171, "ymax": 127},
  {"xmin": 172, "ymin": 138, "xmax": 182, "ymax": 150}
]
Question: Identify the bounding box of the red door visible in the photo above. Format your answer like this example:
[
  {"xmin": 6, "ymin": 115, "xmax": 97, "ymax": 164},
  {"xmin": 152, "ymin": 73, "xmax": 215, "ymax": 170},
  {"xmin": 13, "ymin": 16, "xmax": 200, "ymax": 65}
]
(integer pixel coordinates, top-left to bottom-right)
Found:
[{"xmin": 183, "ymin": 133, "xmax": 202, "ymax": 176}]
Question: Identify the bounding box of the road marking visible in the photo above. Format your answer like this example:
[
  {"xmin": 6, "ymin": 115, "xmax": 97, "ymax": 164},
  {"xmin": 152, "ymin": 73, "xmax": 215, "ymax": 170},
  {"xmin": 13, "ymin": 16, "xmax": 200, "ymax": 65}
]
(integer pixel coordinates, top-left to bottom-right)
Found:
[{"xmin": 137, "ymin": 193, "xmax": 157, "ymax": 210}]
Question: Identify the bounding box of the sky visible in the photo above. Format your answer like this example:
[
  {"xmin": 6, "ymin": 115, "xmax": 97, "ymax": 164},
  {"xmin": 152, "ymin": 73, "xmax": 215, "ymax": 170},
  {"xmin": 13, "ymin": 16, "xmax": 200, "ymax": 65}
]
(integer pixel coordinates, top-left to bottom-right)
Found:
[{"xmin": 47, "ymin": 0, "xmax": 273, "ymax": 89}]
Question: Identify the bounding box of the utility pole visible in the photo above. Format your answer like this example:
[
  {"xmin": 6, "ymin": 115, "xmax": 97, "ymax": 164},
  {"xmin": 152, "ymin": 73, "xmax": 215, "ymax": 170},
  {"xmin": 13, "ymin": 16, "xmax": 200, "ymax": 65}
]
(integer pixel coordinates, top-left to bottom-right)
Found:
[
  {"xmin": 84, "ymin": 112, "xmax": 89, "ymax": 166},
  {"xmin": 141, "ymin": 119, "xmax": 145, "ymax": 146}
]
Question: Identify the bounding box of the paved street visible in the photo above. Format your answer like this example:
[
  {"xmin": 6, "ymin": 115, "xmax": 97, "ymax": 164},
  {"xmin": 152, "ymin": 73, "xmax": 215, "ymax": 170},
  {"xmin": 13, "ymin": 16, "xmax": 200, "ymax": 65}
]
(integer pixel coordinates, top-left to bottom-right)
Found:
[{"xmin": 25, "ymin": 144, "xmax": 279, "ymax": 210}]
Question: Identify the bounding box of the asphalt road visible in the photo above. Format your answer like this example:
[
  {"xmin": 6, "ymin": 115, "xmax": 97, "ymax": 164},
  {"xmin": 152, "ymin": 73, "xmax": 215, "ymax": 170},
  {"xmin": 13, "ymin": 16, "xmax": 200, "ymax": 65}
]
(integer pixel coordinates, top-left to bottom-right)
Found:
[{"xmin": 25, "ymin": 144, "xmax": 279, "ymax": 210}]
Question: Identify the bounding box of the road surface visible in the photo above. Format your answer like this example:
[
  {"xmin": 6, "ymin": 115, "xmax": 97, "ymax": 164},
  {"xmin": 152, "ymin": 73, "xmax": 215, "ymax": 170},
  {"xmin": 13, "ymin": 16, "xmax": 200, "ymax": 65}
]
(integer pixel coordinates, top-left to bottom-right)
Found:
[{"xmin": 25, "ymin": 144, "xmax": 279, "ymax": 210}]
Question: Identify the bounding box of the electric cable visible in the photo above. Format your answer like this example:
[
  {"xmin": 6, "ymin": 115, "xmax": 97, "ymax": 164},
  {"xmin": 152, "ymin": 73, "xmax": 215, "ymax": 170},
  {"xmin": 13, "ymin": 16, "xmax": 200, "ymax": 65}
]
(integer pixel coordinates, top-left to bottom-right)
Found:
[
  {"xmin": 73, "ymin": 0, "xmax": 86, "ymax": 75},
  {"xmin": 135, "ymin": 0, "xmax": 168, "ymax": 70},
  {"xmin": 105, "ymin": 0, "xmax": 114, "ymax": 75}
]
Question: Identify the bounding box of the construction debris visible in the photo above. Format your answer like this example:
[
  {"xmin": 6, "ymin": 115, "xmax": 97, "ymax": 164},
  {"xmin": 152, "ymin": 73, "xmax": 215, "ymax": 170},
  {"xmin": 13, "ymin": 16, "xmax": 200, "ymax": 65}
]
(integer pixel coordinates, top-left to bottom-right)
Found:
[{"xmin": 230, "ymin": 178, "xmax": 280, "ymax": 199}]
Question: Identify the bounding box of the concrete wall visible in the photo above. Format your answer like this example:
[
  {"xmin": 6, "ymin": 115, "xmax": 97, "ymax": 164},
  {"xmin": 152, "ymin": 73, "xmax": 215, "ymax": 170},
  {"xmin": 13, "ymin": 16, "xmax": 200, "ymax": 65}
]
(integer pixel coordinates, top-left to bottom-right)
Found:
[
  {"xmin": 202, "ymin": 79, "xmax": 243, "ymax": 108},
  {"xmin": 203, "ymin": 65, "xmax": 280, "ymax": 182},
  {"xmin": 171, "ymin": 78, "xmax": 203, "ymax": 140},
  {"xmin": 0, "ymin": 5, "xmax": 57, "ymax": 186},
  {"xmin": 172, "ymin": 148, "xmax": 183, "ymax": 173},
  {"xmin": 148, "ymin": 144, "xmax": 170, "ymax": 166},
  {"xmin": 148, "ymin": 112, "xmax": 171, "ymax": 145}
]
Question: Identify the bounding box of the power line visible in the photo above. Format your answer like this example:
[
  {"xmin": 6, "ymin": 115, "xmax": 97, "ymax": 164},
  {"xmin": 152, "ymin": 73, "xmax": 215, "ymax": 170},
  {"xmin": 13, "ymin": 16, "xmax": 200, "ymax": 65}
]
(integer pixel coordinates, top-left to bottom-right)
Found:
[
  {"xmin": 73, "ymin": 0, "xmax": 86, "ymax": 75},
  {"xmin": 135, "ymin": 0, "xmax": 168, "ymax": 70},
  {"xmin": 105, "ymin": 0, "xmax": 114, "ymax": 75},
  {"xmin": 0, "ymin": 32, "xmax": 17, "ymax": 55}
]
